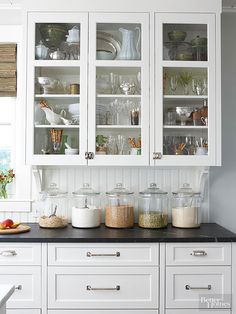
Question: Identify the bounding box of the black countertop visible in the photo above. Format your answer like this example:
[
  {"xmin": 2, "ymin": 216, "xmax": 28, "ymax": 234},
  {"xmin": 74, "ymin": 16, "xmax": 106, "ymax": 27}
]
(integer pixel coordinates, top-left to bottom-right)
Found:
[{"xmin": 0, "ymin": 223, "xmax": 235, "ymax": 243}]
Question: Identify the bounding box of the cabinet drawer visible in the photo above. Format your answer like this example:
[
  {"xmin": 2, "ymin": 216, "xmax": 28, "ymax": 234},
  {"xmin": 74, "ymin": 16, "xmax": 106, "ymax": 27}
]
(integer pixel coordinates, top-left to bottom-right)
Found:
[
  {"xmin": 0, "ymin": 243, "xmax": 41, "ymax": 265},
  {"xmin": 166, "ymin": 266, "xmax": 231, "ymax": 308},
  {"xmin": 48, "ymin": 311, "xmax": 158, "ymax": 314},
  {"xmin": 166, "ymin": 310, "xmax": 231, "ymax": 314},
  {"xmin": 166, "ymin": 243, "xmax": 231, "ymax": 265},
  {"xmin": 7, "ymin": 310, "xmax": 41, "ymax": 314},
  {"xmin": 0, "ymin": 266, "xmax": 41, "ymax": 308},
  {"xmin": 48, "ymin": 266, "xmax": 158, "ymax": 309},
  {"xmin": 48, "ymin": 243, "xmax": 159, "ymax": 266}
]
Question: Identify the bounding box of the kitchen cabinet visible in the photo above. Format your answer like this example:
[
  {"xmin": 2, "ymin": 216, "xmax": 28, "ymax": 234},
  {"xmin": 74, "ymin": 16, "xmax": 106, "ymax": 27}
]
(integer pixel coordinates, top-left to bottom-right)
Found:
[
  {"xmin": 153, "ymin": 13, "xmax": 217, "ymax": 166},
  {"xmin": 25, "ymin": 0, "xmax": 221, "ymax": 166}
]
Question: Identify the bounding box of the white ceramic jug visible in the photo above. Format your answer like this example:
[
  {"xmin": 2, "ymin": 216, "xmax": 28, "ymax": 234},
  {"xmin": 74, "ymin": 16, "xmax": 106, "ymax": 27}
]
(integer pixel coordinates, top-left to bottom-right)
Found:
[
  {"xmin": 116, "ymin": 27, "xmax": 141, "ymax": 60},
  {"xmin": 66, "ymin": 26, "xmax": 80, "ymax": 43}
]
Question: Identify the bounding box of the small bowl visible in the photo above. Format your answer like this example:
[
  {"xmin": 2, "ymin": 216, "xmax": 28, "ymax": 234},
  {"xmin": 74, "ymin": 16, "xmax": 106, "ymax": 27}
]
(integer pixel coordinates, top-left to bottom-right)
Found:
[
  {"xmin": 168, "ymin": 31, "xmax": 187, "ymax": 42},
  {"xmin": 96, "ymin": 50, "xmax": 114, "ymax": 60},
  {"xmin": 38, "ymin": 77, "xmax": 55, "ymax": 86},
  {"xmin": 65, "ymin": 148, "xmax": 79, "ymax": 155}
]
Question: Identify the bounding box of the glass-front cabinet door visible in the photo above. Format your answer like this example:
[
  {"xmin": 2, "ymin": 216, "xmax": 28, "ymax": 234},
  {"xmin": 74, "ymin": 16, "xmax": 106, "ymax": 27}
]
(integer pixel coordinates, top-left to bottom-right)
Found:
[
  {"xmin": 87, "ymin": 13, "xmax": 149, "ymax": 166},
  {"xmin": 27, "ymin": 13, "xmax": 88, "ymax": 165},
  {"xmin": 153, "ymin": 13, "xmax": 216, "ymax": 166}
]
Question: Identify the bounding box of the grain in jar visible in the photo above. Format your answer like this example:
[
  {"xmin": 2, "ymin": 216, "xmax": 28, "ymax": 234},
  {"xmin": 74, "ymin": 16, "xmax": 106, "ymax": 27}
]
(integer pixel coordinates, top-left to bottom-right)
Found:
[
  {"xmin": 138, "ymin": 183, "xmax": 168, "ymax": 229},
  {"xmin": 105, "ymin": 183, "xmax": 134, "ymax": 228}
]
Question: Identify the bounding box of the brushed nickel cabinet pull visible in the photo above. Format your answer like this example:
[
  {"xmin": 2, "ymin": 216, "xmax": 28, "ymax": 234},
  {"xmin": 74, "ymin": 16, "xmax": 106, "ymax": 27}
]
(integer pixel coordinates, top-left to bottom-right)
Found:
[
  {"xmin": 185, "ymin": 284, "xmax": 211, "ymax": 290},
  {"xmin": 87, "ymin": 285, "xmax": 120, "ymax": 291},
  {"xmin": 190, "ymin": 250, "xmax": 207, "ymax": 256},
  {"xmin": 0, "ymin": 250, "xmax": 17, "ymax": 257},
  {"xmin": 87, "ymin": 252, "xmax": 120, "ymax": 257},
  {"xmin": 15, "ymin": 285, "xmax": 22, "ymax": 290}
]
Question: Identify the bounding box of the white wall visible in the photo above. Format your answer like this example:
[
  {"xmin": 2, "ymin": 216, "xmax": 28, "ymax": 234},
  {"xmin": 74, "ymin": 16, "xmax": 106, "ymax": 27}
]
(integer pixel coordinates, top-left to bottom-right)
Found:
[{"xmin": 210, "ymin": 12, "xmax": 236, "ymax": 232}]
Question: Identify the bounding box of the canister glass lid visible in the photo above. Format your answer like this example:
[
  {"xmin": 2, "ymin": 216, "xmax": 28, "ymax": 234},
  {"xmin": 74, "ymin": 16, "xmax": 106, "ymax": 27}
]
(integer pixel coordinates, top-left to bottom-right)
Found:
[
  {"xmin": 172, "ymin": 183, "xmax": 201, "ymax": 196},
  {"xmin": 73, "ymin": 183, "xmax": 100, "ymax": 196},
  {"xmin": 139, "ymin": 183, "xmax": 167, "ymax": 196},
  {"xmin": 40, "ymin": 182, "xmax": 67, "ymax": 197},
  {"xmin": 106, "ymin": 183, "xmax": 133, "ymax": 196}
]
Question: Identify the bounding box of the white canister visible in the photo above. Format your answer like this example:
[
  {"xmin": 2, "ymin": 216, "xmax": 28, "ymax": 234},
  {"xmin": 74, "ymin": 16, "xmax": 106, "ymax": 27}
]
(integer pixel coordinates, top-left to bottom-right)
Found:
[
  {"xmin": 72, "ymin": 183, "xmax": 101, "ymax": 228},
  {"xmin": 72, "ymin": 206, "xmax": 101, "ymax": 228}
]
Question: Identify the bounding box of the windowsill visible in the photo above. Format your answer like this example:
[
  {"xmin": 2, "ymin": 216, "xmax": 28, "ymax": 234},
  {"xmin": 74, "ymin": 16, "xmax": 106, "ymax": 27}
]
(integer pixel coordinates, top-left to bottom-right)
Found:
[{"xmin": 0, "ymin": 198, "xmax": 32, "ymax": 212}]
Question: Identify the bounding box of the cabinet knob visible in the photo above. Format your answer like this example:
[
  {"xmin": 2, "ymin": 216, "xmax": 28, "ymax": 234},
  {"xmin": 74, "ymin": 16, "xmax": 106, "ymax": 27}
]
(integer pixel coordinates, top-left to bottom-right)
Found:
[
  {"xmin": 153, "ymin": 152, "xmax": 162, "ymax": 160},
  {"xmin": 85, "ymin": 152, "xmax": 89, "ymax": 159},
  {"xmin": 0, "ymin": 250, "xmax": 17, "ymax": 257},
  {"xmin": 88, "ymin": 152, "xmax": 94, "ymax": 160}
]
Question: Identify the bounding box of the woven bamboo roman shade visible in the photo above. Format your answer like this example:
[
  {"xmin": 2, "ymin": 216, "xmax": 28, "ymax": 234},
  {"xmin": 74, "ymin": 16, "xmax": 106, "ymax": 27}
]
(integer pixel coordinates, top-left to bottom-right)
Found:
[{"xmin": 0, "ymin": 43, "xmax": 17, "ymax": 96}]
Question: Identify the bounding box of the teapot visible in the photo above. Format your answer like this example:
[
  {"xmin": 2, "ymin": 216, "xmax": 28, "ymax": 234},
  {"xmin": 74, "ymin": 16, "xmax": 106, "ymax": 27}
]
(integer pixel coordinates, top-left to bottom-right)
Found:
[
  {"xmin": 66, "ymin": 26, "xmax": 80, "ymax": 43},
  {"xmin": 116, "ymin": 27, "xmax": 141, "ymax": 60},
  {"xmin": 49, "ymin": 48, "xmax": 66, "ymax": 60},
  {"xmin": 35, "ymin": 40, "xmax": 49, "ymax": 60}
]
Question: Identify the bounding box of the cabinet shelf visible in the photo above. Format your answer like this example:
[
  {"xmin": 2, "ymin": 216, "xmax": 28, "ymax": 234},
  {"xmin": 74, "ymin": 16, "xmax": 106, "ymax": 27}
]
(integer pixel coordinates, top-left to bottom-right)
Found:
[
  {"xmin": 34, "ymin": 125, "xmax": 80, "ymax": 128},
  {"xmin": 96, "ymin": 125, "xmax": 141, "ymax": 129},
  {"xmin": 164, "ymin": 95, "xmax": 207, "ymax": 100},
  {"xmin": 35, "ymin": 94, "xmax": 80, "ymax": 98},
  {"xmin": 97, "ymin": 94, "xmax": 141, "ymax": 98},
  {"xmin": 95, "ymin": 60, "xmax": 143, "ymax": 67},
  {"xmin": 34, "ymin": 60, "xmax": 81, "ymax": 67},
  {"xmin": 163, "ymin": 125, "xmax": 207, "ymax": 129},
  {"xmin": 162, "ymin": 61, "xmax": 209, "ymax": 68}
]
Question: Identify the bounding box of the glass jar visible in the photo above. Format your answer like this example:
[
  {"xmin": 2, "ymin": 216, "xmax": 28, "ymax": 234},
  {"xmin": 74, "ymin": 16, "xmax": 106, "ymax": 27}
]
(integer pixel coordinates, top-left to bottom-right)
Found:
[
  {"xmin": 172, "ymin": 183, "xmax": 202, "ymax": 228},
  {"xmin": 105, "ymin": 183, "xmax": 134, "ymax": 228},
  {"xmin": 72, "ymin": 183, "xmax": 101, "ymax": 228},
  {"xmin": 39, "ymin": 183, "xmax": 68, "ymax": 229},
  {"xmin": 138, "ymin": 183, "xmax": 168, "ymax": 229}
]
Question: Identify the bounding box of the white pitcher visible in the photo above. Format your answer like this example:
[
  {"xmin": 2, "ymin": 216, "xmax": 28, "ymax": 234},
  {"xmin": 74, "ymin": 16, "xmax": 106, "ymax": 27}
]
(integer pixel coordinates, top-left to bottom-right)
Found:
[{"xmin": 116, "ymin": 27, "xmax": 141, "ymax": 60}]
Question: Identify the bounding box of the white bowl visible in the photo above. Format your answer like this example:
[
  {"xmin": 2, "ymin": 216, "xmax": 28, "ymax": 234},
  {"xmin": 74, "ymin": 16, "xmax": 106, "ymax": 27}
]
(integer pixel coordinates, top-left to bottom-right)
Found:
[
  {"xmin": 96, "ymin": 50, "xmax": 114, "ymax": 60},
  {"xmin": 65, "ymin": 148, "xmax": 79, "ymax": 155},
  {"xmin": 38, "ymin": 76, "xmax": 55, "ymax": 86},
  {"xmin": 68, "ymin": 103, "xmax": 80, "ymax": 115}
]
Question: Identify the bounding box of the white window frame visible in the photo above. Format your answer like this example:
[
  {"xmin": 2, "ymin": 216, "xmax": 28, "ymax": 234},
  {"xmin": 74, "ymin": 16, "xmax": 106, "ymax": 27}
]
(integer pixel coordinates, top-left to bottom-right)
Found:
[{"xmin": 0, "ymin": 25, "xmax": 32, "ymax": 211}]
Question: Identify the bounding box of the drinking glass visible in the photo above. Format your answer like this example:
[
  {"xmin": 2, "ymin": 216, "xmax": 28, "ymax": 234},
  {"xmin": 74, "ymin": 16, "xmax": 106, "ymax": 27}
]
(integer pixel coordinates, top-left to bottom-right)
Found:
[
  {"xmin": 110, "ymin": 72, "xmax": 119, "ymax": 94},
  {"xmin": 169, "ymin": 75, "xmax": 178, "ymax": 94},
  {"xmin": 116, "ymin": 134, "xmax": 126, "ymax": 155}
]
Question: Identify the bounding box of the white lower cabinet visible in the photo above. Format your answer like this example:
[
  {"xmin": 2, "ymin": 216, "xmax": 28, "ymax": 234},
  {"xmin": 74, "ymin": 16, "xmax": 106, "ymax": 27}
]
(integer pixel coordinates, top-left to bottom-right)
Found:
[
  {"xmin": 48, "ymin": 311, "xmax": 158, "ymax": 314},
  {"xmin": 48, "ymin": 266, "xmax": 158, "ymax": 309},
  {"xmin": 0, "ymin": 266, "xmax": 41, "ymax": 309},
  {"xmin": 7, "ymin": 310, "xmax": 41, "ymax": 314},
  {"xmin": 166, "ymin": 310, "xmax": 231, "ymax": 314}
]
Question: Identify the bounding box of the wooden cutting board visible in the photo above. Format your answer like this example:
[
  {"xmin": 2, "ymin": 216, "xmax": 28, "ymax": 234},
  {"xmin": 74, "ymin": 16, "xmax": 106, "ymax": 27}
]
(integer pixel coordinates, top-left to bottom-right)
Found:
[{"xmin": 0, "ymin": 224, "xmax": 31, "ymax": 235}]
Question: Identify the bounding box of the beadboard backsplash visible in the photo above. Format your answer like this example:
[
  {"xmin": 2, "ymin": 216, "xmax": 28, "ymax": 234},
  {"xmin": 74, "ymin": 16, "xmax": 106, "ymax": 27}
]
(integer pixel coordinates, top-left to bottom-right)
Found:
[{"xmin": 0, "ymin": 166, "xmax": 209, "ymax": 223}]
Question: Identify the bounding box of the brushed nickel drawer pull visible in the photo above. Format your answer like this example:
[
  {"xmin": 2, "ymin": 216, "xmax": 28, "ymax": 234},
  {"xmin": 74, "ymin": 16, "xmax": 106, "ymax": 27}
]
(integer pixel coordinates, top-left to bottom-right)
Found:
[
  {"xmin": 87, "ymin": 285, "xmax": 120, "ymax": 291},
  {"xmin": 0, "ymin": 250, "xmax": 17, "ymax": 257},
  {"xmin": 15, "ymin": 285, "xmax": 22, "ymax": 290},
  {"xmin": 185, "ymin": 284, "xmax": 211, "ymax": 290},
  {"xmin": 190, "ymin": 250, "xmax": 207, "ymax": 256},
  {"xmin": 87, "ymin": 252, "xmax": 120, "ymax": 257}
]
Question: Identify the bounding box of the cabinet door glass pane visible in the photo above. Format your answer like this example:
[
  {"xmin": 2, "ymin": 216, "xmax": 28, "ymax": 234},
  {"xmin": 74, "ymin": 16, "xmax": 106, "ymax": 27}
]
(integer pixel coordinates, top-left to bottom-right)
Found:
[
  {"xmin": 34, "ymin": 22, "xmax": 81, "ymax": 155},
  {"xmin": 95, "ymin": 22, "xmax": 142, "ymax": 157},
  {"xmin": 163, "ymin": 23, "xmax": 207, "ymax": 61},
  {"xmin": 163, "ymin": 67, "xmax": 208, "ymax": 156}
]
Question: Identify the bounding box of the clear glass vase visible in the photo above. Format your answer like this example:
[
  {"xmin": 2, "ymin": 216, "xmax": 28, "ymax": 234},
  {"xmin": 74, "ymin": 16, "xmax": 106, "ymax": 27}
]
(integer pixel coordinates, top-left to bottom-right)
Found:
[{"xmin": 0, "ymin": 184, "xmax": 8, "ymax": 199}]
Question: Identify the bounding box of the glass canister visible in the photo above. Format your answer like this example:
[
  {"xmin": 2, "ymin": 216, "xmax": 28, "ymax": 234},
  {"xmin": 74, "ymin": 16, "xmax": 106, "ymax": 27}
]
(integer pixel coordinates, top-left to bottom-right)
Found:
[
  {"xmin": 172, "ymin": 183, "xmax": 202, "ymax": 228},
  {"xmin": 138, "ymin": 183, "xmax": 168, "ymax": 229},
  {"xmin": 105, "ymin": 183, "xmax": 134, "ymax": 228},
  {"xmin": 72, "ymin": 183, "xmax": 101, "ymax": 228},
  {"xmin": 39, "ymin": 183, "xmax": 68, "ymax": 229}
]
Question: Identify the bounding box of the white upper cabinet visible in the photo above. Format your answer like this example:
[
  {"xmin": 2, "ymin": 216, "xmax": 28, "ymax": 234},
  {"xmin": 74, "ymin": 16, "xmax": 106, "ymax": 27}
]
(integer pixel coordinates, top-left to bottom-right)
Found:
[
  {"xmin": 87, "ymin": 13, "xmax": 149, "ymax": 166},
  {"xmin": 26, "ymin": 12, "xmax": 88, "ymax": 165},
  {"xmin": 152, "ymin": 13, "xmax": 217, "ymax": 166},
  {"xmin": 25, "ymin": 2, "xmax": 221, "ymax": 166}
]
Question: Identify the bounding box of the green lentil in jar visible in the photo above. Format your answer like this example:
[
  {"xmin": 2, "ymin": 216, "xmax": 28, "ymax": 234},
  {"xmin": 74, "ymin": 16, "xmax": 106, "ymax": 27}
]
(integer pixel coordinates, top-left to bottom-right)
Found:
[{"xmin": 138, "ymin": 211, "xmax": 168, "ymax": 229}]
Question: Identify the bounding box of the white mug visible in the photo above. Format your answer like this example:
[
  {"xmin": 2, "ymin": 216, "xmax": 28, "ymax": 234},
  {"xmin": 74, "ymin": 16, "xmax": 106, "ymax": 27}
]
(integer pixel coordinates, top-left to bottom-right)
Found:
[{"xmin": 195, "ymin": 147, "xmax": 207, "ymax": 155}]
